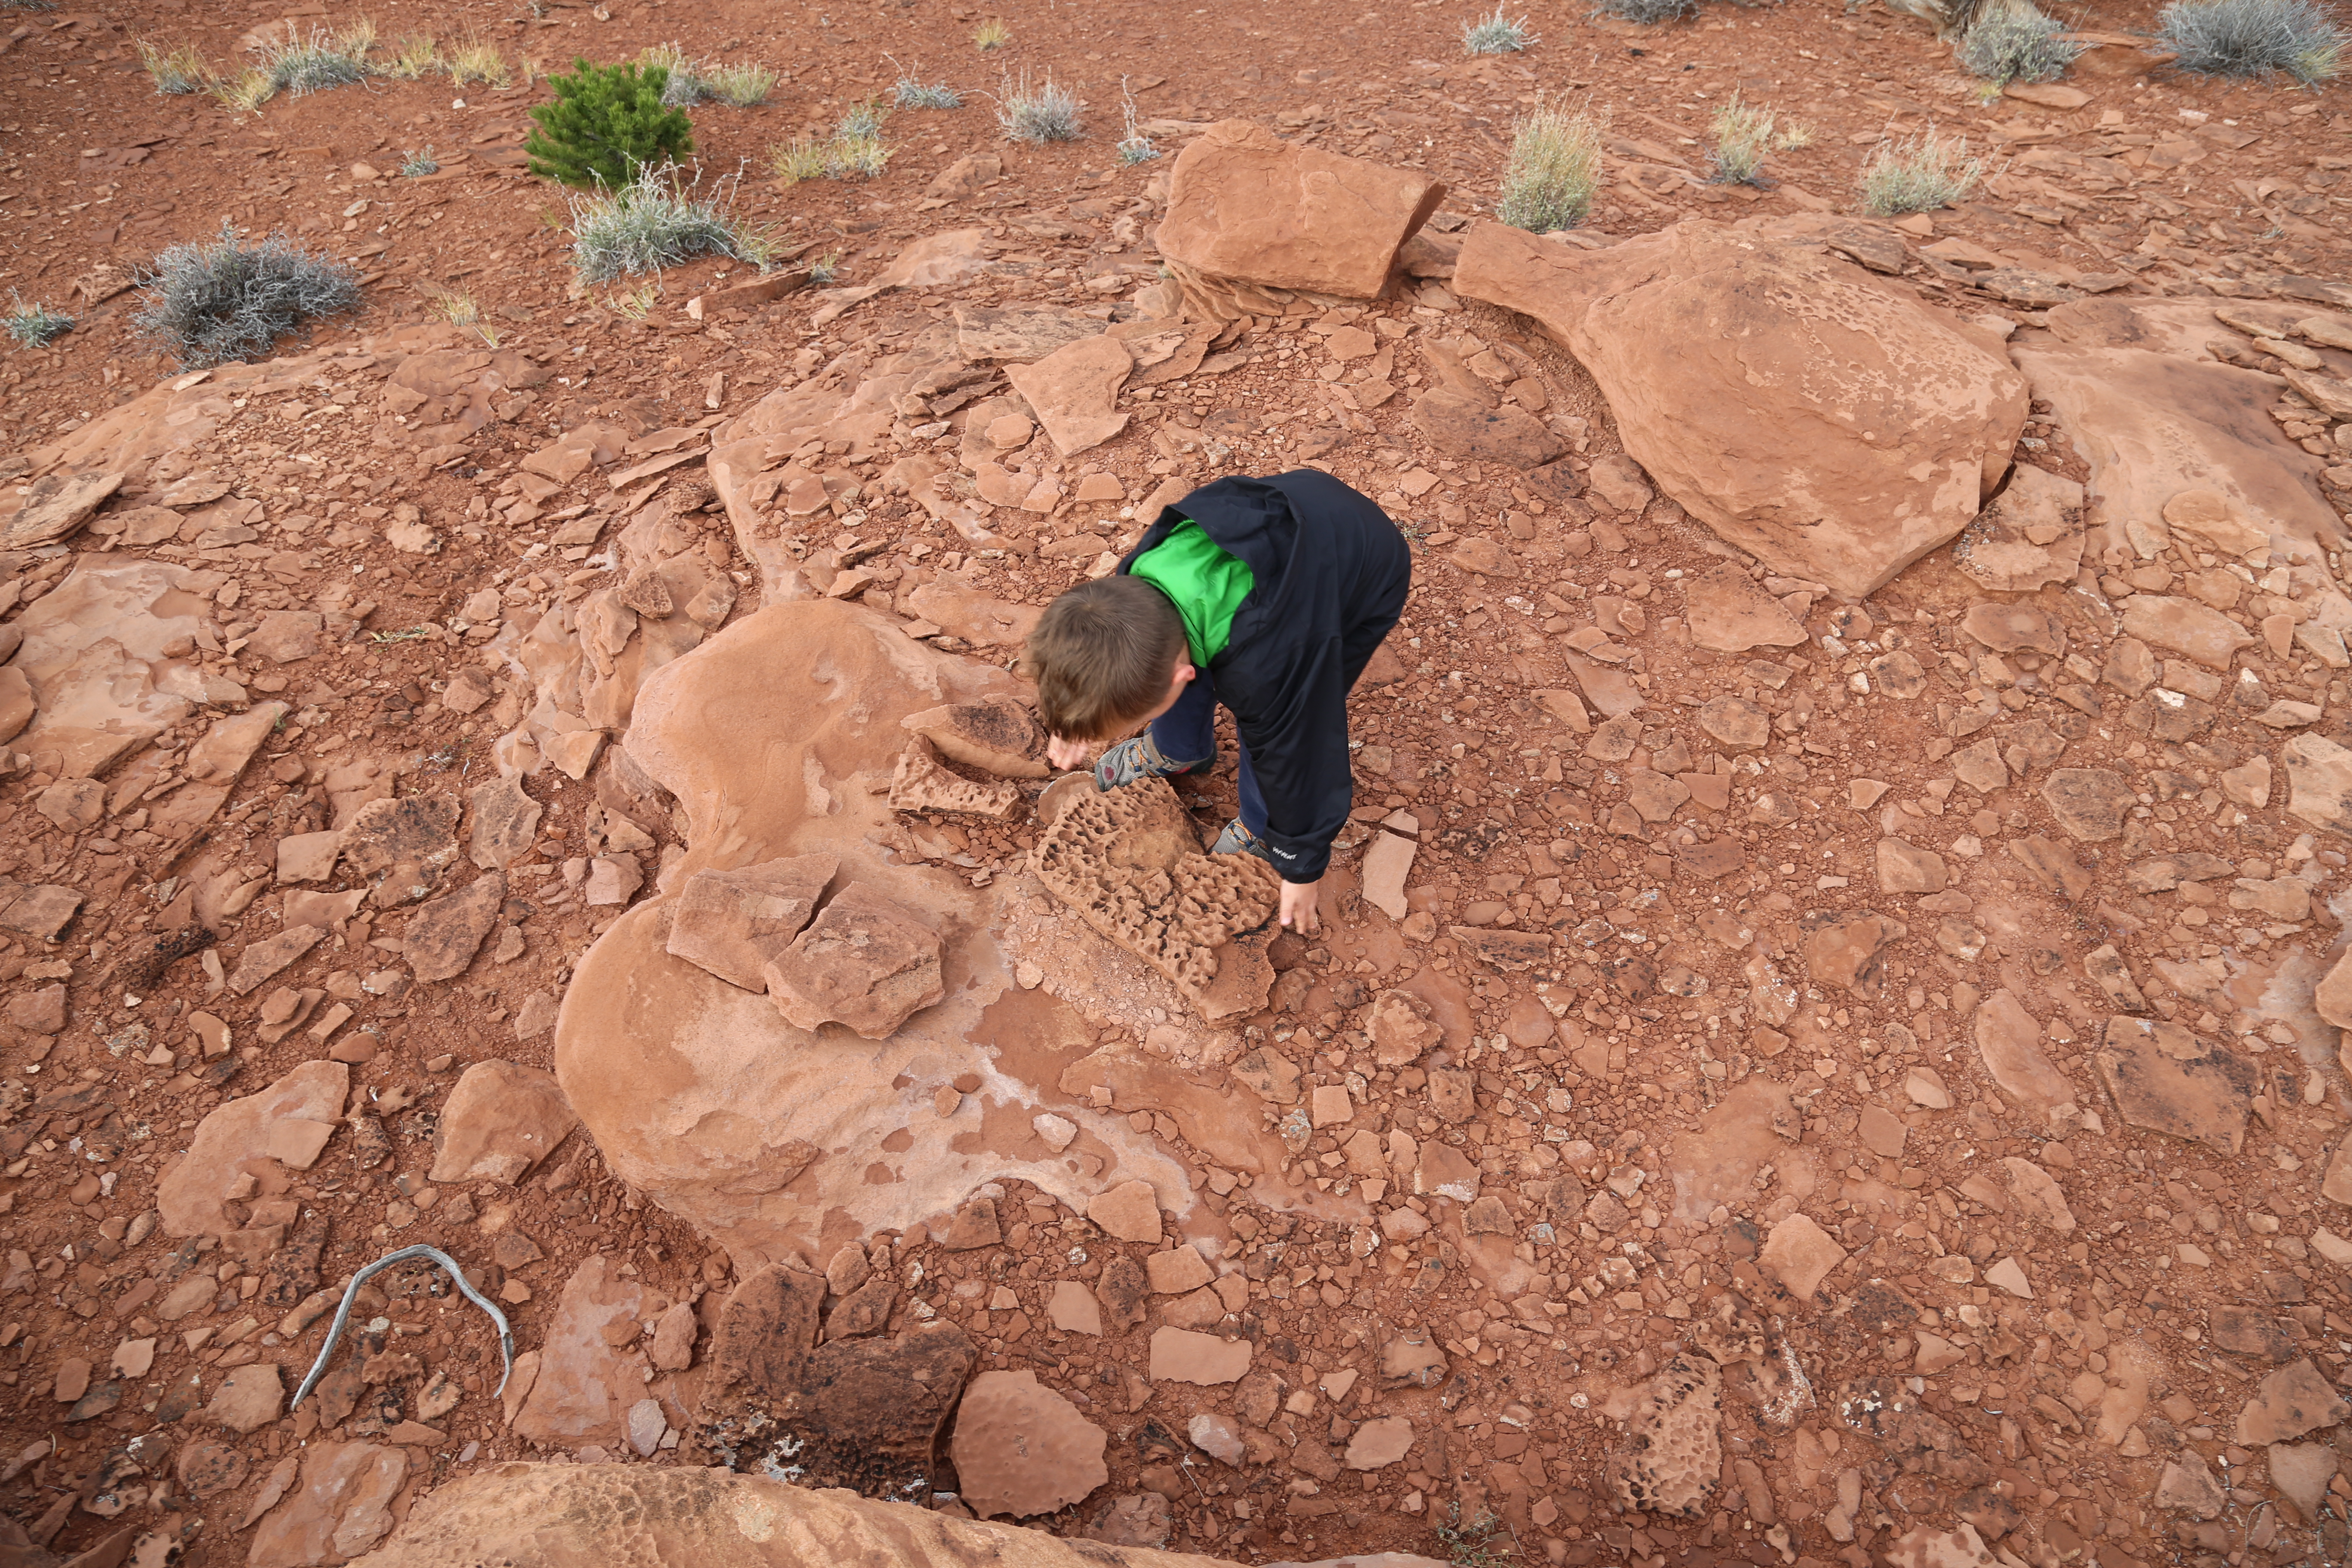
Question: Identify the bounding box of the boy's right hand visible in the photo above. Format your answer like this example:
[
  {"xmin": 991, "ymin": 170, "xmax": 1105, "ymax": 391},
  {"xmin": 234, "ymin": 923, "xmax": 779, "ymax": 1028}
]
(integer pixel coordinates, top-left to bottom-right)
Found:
[{"xmin": 1046, "ymin": 735, "xmax": 1093, "ymax": 771}]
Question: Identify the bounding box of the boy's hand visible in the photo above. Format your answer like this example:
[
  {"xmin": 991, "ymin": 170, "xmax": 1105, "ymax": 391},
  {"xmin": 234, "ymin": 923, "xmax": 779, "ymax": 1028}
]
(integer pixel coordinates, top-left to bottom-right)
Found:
[
  {"xmin": 1046, "ymin": 736, "xmax": 1092, "ymax": 771},
  {"xmin": 1278, "ymin": 876, "xmax": 1320, "ymax": 935}
]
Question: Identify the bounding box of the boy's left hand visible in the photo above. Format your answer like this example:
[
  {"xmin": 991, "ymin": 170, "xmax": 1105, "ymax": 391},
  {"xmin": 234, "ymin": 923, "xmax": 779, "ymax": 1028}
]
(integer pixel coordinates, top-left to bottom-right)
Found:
[
  {"xmin": 1278, "ymin": 877, "xmax": 1320, "ymax": 935},
  {"xmin": 1046, "ymin": 735, "xmax": 1092, "ymax": 770}
]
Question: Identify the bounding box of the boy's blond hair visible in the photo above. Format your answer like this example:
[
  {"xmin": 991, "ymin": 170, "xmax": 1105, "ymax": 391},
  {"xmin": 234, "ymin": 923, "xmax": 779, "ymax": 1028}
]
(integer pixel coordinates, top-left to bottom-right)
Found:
[{"xmin": 1020, "ymin": 576, "xmax": 1187, "ymax": 741}]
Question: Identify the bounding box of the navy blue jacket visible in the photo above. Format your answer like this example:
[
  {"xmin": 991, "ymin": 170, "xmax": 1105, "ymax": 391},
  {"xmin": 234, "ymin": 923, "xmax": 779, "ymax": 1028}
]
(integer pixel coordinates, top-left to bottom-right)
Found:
[{"xmin": 1121, "ymin": 470, "xmax": 1412, "ymax": 883}]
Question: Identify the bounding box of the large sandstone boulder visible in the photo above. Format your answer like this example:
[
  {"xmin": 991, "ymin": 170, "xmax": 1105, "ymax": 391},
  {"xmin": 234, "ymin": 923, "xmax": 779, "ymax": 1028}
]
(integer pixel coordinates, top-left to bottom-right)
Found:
[
  {"xmin": 1155, "ymin": 120, "xmax": 1446, "ymax": 313},
  {"xmin": 1453, "ymin": 218, "xmax": 2030, "ymax": 597},
  {"xmin": 344, "ymin": 1463, "xmax": 1450, "ymax": 1567},
  {"xmin": 551, "ymin": 600, "xmax": 1211, "ymax": 1271}
]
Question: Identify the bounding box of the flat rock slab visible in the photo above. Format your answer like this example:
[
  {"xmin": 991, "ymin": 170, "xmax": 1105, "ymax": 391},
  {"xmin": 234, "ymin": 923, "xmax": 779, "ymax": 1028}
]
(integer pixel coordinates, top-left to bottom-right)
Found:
[
  {"xmin": 763, "ymin": 882, "xmax": 946, "ymax": 1039},
  {"xmin": 1606, "ymin": 1354, "xmax": 1722, "ymax": 1518},
  {"xmin": 2040, "ymin": 768, "xmax": 2134, "ymax": 841},
  {"xmin": 2119, "ymin": 595, "xmax": 2254, "ymax": 670},
  {"xmin": 0, "ymin": 469, "xmax": 125, "ymax": 551},
  {"xmin": 953, "ymin": 303, "xmax": 1109, "ymax": 364},
  {"xmin": 1454, "ymin": 217, "xmax": 2027, "ymax": 598},
  {"xmin": 1684, "ymin": 564, "xmax": 1808, "ymax": 653},
  {"xmin": 1148, "ymin": 1327, "xmax": 1253, "ymax": 1384},
  {"xmin": 0, "ymin": 879, "xmax": 83, "ymax": 941},
  {"xmin": 701, "ymin": 1262, "xmax": 977, "ymax": 1498},
  {"xmin": 2285, "ymin": 733, "xmax": 2352, "ymax": 837},
  {"xmin": 1004, "ymin": 335, "xmax": 1133, "ymax": 459},
  {"xmin": 1410, "ymin": 389, "xmax": 1565, "ymax": 470},
  {"xmin": 1974, "ymin": 989, "xmax": 2076, "ymax": 1115},
  {"xmin": 949, "ymin": 1370, "xmax": 1108, "ymax": 1519},
  {"xmin": 1951, "ymin": 464, "xmax": 2085, "ymax": 591},
  {"xmin": 430, "ymin": 1059, "xmax": 577, "ymax": 1184},
  {"xmin": 665, "ymin": 854, "xmax": 837, "ymax": 992},
  {"xmin": 402, "ymin": 872, "xmax": 505, "ymax": 983},
  {"xmin": 2095, "ymin": 1015, "xmax": 2255, "ymax": 1155},
  {"xmin": 2234, "ymin": 1359, "xmax": 2352, "ymax": 1446}
]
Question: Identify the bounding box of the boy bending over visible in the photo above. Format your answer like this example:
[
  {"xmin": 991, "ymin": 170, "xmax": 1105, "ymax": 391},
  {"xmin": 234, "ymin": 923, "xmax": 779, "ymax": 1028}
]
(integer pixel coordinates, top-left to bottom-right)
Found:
[{"xmin": 1022, "ymin": 470, "xmax": 1412, "ymax": 935}]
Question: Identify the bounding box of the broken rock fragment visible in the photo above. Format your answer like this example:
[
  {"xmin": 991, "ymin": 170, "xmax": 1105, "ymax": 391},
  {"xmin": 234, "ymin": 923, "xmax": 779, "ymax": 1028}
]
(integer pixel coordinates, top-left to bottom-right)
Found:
[
  {"xmin": 2095, "ymin": 1016, "xmax": 2256, "ymax": 1155},
  {"xmin": 664, "ymin": 854, "xmax": 836, "ymax": 992},
  {"xmin": 900, "ymin": 694, "xmax": 1049, "ymax": 779},
  {"xmin": 1606, "ymin": 1354, "xmax": 1723, "ymax": 1519},
  {"xmin": 948, "ymin": 1370, "xmax": 1109, "ymax": 1519},
  {"xmin": 402, "ymin": 873, "xmax": 506, "ymax": 983},
  {"xmin": 430, "ymin": 1060, "xmax": 577, "ymax": 1184},
  {"xmin": 889, "ymin": 735, "xmax": 1022, "ymax": 819},
  {"xmin": 763, "ymin": 883, "xmax": 945, "ymax": 1039},
  {"xmin": 157, "ymin": 1059, "xmax": 348, "ymax": 1236},
  {"xmin": 1029, "ymin": 776, "xmax": 1280, "ymax": 1022}
]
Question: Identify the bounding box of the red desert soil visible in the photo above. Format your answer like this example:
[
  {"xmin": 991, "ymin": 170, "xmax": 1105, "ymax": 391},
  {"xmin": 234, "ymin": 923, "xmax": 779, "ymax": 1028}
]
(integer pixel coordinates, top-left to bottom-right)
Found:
[{"xmin": 4, "ymin": 0, "xmax": 2352, "ymax": 1563}]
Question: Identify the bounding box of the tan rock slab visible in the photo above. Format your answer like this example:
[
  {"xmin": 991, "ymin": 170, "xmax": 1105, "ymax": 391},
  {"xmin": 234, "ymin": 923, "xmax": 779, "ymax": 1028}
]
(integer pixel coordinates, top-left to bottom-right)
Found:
[
  {"xmin": 2234, "ymin": 1359, "xmax": 2352, "ymax": 1445},
  {"xmin": 158, "ymin": 1059, "xmax": 348, "ymax": 1236},
  {"xmin": 2040, "ymin": 768, "xmax": 2134, "ymax": 842},
  {"xmin": 1951, "ymin": 464, "xmax": 2084, "ymax": 591},
  {"xmin": 1345, "ymin": 1415, "xmax": 1415, "ymax": 1470},
  {"xmin": 1877, "ymin": 838, "xmax": 1948, "ymax": 893},
  {"xmin": 1758, "ymin": 1213, "xmax": 1847, "ymax": 1301},
  {"xmin": 2285, "ymin": 733, "xmax": 2352, "ymax": 836},
  {"xmin": 665, "ymin": 854, "xmax": 836, "ymax": 992},
  {"xmin": 1974, "ymin": 990, "xmax": 2076, "ymax": 1115},
  {"xmin": 1683, "ymin": 564, "xmax": 1808, "ymax": 652},
  {"xmin": 949, "ymin": 1369, "xmax": 1108, "ymax": 1519},
  {"xmin": 2119, "ymin": 594, "xmax": 2254, "ymax": 670},
  {"xmin": 1148, "ymin": 1327, "xmax": 1253, "ymax": 1384},
  {"xmin": 763, "ymin": 883, "xmax": 946, "ymax": 1039},
  {"xmin": 431, "ymin": 1059, "xmax": 577, "ymax": 1184},
  {"xmin": 1047, "ymin": 1280, "xmax": 1103, "ymax": 1336},
  {"xmin": 1086, "ymin": 1180, "xmax": 1164, "ymax": 1245},
  {"xmin": 205, "ymin": 1360, "xmax": 284, "ymax": 1433},
  {"xmin": 1605, "ymin": 1354, "xmax": 1723, "ymax": 1518},
  {"xmin": 1361, "ymin": 831, "xmax": 1415, "ymax": 921},
  {"xmin": 246, "ymin": 1442, "xmax": 407, "ymax": 1568},
  {"xmin": 1454, "ymin": 218, "xmax": 2027, "ymax": 597},
  {"xmin": 2095, "ymin": 1015, "xmax": 2255, "ymax": 1155},
  {"xmin": 1004, "ymin": 335, "xmax": 1133, "ymax": 459},
  {"xmin": 1145, "ymin": 1245, "xmax": 1214, "ymax": 1295}
]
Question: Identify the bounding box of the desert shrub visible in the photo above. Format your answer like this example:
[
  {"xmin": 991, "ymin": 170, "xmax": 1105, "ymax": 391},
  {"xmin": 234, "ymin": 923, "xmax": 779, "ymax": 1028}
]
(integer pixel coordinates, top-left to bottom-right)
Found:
[
  {"xmin": 567, "ymin": 166, "xmax": 774, "ymax": 282},
  {"xmin": 808, "ymin": 251, "xmax": 842, "ymax": 284},
  {"xmin": 136, "ymin": 40, "xmax": 208, "ymax": 94},
  {"xmin": 256, "ymin": 22, "xmax": 374, "ymax": 98},
  {"xmin": 1859, "ymin": 129, "xmax": 1986, "ymax": 214},
  {"xmin": 701, "ymin": 61, "xmax": 776, "ymax": 106},
  {"xmin": 773, "ymin": 129, "xmax": 893, "ymax": 182},
  {"xmin": 1497, "ymin": 99, "xmax": 1603, "ymax": 232},
  {"xmin": 1957, "ymin": 0, "xmax": 2086, "ymax": 82},
  {"xmin": 526, "ymin": 59, "xmax": 695, "ymax": 188},
  {"xmin": 638, "ymin": 41, "xmax": 705, "ymax": 104},
  {"xmin": 1600, "ymin": 0, "xmax": 1697, "ymax": 21},
  {"xmin": 6, "ymin": 294, "xmax": 73, "ymax": 348},
  {"xmin": 998, "ymin": 70, "xmax": 1082, "ymax": 144},
  {"xmin": 134, "ymin": 224, "xmax": 362, "ymax": 368},
  {"xmin": 207, "ymin": 68, "xmax": 274, "ymax": 112},
  {"xmin": 973, "ymin": 17, "xmax": 1011, "ymax": 47},
  {"xmin": 400, "ymin": 146, "xmax": 439, "ymax": 176},
  {"xmin": 447, "ymin": 30, "xmax": 512, "ymax": 88},
  {"xmin": 1709, "ymin": 93, "xmax": 1776, "ymax": 184},
  {"xmin": 382, "ymin": 33, "xmax": 441, "ymax": 79},
  {"xmin": 894, "ymin": 69, "xmax": 963, "ymax": 109},
  {"xmin": 2159, "ymin": 0, "xmax": 2345, "ymax": 80},
  {"xmin": 1462, "ymin": 5, "xmax": 1538, "ymax": 52},
  {"xmin": 838, "ymin": 99, "xmax": 890, "ymax": 138},
  {"xmin": 1117, "ymin": 80, "xmax": 1159, "ymax": 164}
]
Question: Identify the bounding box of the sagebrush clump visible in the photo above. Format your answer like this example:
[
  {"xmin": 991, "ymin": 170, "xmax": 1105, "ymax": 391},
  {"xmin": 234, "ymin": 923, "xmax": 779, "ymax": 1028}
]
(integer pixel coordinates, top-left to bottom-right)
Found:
[
  {"xmin": 133, "ymin": 224, "xmax": 362, "ymax": 368},
  {"xmin": 1461, "ymin": 5, "xmax": 1538, "ymax": 52},
  {"xmin": 1497, "ymin": 99, "xmax": 1603, "ymax": 232},
  {"xmin": 2159, "ymin": 0, "xmax": 2344, "ymax": 80},
  {"xmin": 1859, "ymin": 128, "xmax": 1986, "ymax": 214},
  {"xmin": 893, "ymin": 64, "xmax": 963, "ymax": 110},
  {"xmin": 257, "ymin": 21, "xmax": 374, "ymax": 98},
  {"xmin": 998, "ymin": 70, "xmax": 1083, "ymax": 144},
  {"xmin": 1956, "ymin": 0, "xmax": 2086, "ymax": 83},
  {"xmin": 972, "ymin": 17, "xmax": 1012, "ymax": 47},
  {"xmin": 399, "ymin": 146, "xmax": 439, "ymax": 177},
  {"xmin": 1599, "ymin": 0, "xmax": 1697, "ymax": 24},
  {"xmin": 6, "ymin": 294, "xmax": 74, "ymax": 349},
  {"xmin": 526, "ymin": 59, "xmax": 696, "ymax": 188},
  {"xmin": 566, "ymin": 167, "xmax": 776, "ymax": 282}
]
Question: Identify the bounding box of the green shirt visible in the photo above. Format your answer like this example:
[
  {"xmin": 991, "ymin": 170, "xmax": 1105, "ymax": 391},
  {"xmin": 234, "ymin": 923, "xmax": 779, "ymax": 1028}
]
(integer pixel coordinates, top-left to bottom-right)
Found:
[{"xmin": 1130, "ymin": 518, "xmax": 1255, "ymax": 668}]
